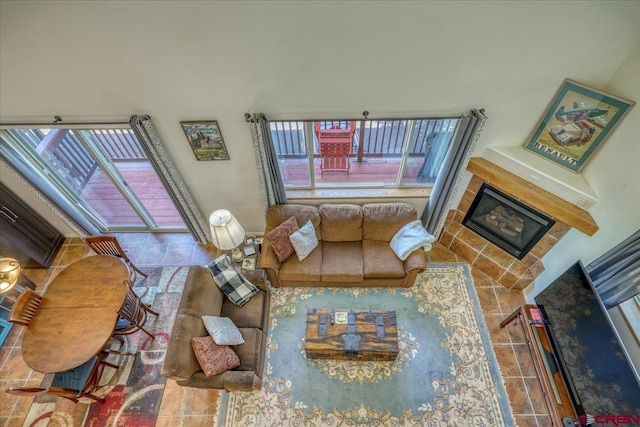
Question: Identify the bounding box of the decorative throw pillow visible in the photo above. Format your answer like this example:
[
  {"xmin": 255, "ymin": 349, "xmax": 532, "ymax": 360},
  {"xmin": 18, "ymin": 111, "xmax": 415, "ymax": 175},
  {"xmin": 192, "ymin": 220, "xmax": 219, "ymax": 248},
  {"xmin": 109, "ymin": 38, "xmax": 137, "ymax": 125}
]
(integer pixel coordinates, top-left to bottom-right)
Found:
[
  {"xmin": 206, "ymin": 254, "xmax": 259, "ymax": 306},
  {"xmin": 202, "ymin": 316, "xmax": 245, "ymax": 345},
  {"xmin": 267, "ymin": 216, "xmax": 299, "ymax": 262},
  {"xmin": 389, "ymin": 219, "xmax": 436, "ymax": 261},
  {"xmin": 191, "ymin": 336, "xmax": 240, "ymax": 377},
  {"xmin": 289, "ymin": 220, "xmax": 319, "ymax": 261}
]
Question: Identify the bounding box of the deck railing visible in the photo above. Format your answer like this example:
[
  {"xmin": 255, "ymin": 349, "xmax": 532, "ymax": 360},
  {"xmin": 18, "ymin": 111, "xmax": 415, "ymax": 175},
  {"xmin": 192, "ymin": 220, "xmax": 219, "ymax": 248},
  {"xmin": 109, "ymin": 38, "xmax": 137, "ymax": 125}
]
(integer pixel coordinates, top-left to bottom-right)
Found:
[{"xmin": 269, "ymin": 118, "xmax": 458, "ymax": 159}]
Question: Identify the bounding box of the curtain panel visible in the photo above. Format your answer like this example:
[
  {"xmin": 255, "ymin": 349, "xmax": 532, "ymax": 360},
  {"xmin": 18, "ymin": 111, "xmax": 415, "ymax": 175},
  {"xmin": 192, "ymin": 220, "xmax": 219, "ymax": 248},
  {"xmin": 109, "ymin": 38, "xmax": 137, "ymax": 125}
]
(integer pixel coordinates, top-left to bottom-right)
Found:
[
  {"xmin": 421, "ymin": 109, "xmax": 487, "ymax": 237},
  {"xmin": 587, "ymin": 229, "xmax": 640, "ymax": 308},
  {"xmin": 129, "ymin": 115, "xmax": 210, "ymax": 244},
  {"xmin": 246, "ymin": 113, "xmax": 287, "ymax": 210}
]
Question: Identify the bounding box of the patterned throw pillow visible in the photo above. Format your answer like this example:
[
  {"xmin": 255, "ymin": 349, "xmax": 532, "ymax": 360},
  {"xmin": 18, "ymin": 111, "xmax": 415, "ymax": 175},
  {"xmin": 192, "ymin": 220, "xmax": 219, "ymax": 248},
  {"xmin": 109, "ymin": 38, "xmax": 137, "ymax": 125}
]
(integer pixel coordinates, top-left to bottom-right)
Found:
[
  {"xmin": 191, "ymin": 336, "xmax": 240, "ymax": 377},
  {"xmin": 267, "ymin": 216, "xmax": 299, "ymax": 262}
]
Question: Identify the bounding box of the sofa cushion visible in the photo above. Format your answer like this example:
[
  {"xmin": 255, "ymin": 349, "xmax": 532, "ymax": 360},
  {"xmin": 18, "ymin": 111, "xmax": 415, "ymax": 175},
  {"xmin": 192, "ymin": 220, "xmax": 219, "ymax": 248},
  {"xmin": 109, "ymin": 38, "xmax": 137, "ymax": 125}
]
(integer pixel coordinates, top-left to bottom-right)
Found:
[
  {"xmin": 202, "ymin": 316, "xmax": 245, "ymax": 345},
  {"xmin": 178, "ymin": 266, "xmax": 224, "ymax": 318},
  {"xmin": 362, "ymin": 203, "xmax": 418, "ymax": 241},
  {"xmin": 191, "ymin": 336, "xmax": 240, "ymax": 377},
  {"xmin": 362, "ymin": 240, "xmax": 406, "ymax": 279},
  {"xmin": 266, "ymin": 205, "xmax": 321, "ymax": 240},
  {"xmin": 279, "ymin": 244, "xmax": 323, "ymax": 282},
  {"xmin": 321, "ymin": 241, "xmax": 364, "ymax": 282},
  {"xmin": 221, "ymin": 289, "xmax": 268, "ymax": 329},
  {"xmin": 319, "ymin": 204, "xmax": 363, "ymax": 242},
  {"xmin": 289, "ymin": 220, "xmax": 319, "ymax": 261},
  {"xmin": 162, "ymin": 313, "xmax": 208, "ymax": 381},
  {"xmin": 234, "ymin": 328, "xmax": 265, "ymax": 373},
  {"xmin": 267, "ymin": 216, "xmax": 299, "ymax": 262}
]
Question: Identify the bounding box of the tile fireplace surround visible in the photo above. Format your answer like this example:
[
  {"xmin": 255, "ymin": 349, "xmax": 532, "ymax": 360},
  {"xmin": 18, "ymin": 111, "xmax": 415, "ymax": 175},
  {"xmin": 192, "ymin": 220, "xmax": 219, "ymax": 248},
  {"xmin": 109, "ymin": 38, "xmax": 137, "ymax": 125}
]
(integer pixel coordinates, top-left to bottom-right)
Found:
[{"xmin": 440, "ymin": 157, "xmax": 599, "ymax": 290}]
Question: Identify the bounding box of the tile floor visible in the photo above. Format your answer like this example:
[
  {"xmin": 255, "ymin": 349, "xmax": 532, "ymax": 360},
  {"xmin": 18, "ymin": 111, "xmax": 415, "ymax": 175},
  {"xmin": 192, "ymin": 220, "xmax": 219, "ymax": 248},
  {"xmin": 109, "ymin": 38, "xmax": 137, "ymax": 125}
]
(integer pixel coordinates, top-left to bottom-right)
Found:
[{"xmin": 1, "ymin": 233, "xmax": 552, "ymax": 427}]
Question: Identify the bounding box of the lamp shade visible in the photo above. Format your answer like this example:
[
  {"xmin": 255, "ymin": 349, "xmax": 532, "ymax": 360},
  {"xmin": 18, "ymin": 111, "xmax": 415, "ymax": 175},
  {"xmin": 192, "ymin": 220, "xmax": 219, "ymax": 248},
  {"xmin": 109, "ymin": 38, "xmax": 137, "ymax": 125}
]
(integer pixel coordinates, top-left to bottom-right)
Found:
[
  {"xmin": 0, "ymin": 258, "xmax": 21, "ymax": 293},
  {"xmin": 209, "ymin": 209, "xmax": 245, "ymax": 250}
]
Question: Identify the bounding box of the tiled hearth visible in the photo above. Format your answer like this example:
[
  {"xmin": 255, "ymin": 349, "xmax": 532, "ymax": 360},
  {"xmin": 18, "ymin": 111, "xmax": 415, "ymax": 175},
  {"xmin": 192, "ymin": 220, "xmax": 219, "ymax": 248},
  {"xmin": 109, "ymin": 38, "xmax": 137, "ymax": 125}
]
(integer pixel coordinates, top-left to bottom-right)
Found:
[{"xmin": 440, "ymin": 158, "xmax": 598, "ymax": 290}]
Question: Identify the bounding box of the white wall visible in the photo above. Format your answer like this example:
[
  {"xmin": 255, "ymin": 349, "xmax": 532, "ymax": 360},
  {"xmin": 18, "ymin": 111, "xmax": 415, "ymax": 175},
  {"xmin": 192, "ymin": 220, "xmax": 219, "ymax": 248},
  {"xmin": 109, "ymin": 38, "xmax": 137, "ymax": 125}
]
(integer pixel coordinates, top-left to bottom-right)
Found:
[
  {"xmin": 1, "ymin": 1, "xmax": 639, "ymax": 271},
  {"xmin": 524, "ymin": 38, "xmax": 640, "ymax": 300}
]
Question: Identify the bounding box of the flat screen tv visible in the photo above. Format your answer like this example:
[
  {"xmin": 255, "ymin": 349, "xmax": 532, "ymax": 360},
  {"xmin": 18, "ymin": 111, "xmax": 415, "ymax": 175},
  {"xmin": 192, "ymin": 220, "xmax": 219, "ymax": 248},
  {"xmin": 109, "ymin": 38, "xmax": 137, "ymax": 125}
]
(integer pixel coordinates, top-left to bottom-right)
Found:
[{"xmin": 535, "ymin": 261, "xmax": 640, "ymax": 423}]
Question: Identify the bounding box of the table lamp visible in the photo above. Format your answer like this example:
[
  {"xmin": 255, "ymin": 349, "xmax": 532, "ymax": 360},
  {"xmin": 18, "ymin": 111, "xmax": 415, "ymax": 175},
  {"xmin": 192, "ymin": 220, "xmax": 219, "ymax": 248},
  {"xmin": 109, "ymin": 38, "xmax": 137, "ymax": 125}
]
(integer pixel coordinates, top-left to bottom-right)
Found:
[
  {"xmin": 209, "ymin": 209, "xmax": 245, "ymax": 262},
  {"xmin": 0, "ymin": 258, "xmax": 21, "ymax": 293}
]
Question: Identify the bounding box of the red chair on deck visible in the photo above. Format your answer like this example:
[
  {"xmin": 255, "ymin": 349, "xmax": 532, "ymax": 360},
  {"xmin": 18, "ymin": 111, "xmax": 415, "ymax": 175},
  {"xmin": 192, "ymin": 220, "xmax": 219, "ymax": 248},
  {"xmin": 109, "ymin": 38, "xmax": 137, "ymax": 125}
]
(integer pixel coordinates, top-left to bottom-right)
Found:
[{"xmin": 314, "ymin": 121, "xmax": 356, "ymax": 175}]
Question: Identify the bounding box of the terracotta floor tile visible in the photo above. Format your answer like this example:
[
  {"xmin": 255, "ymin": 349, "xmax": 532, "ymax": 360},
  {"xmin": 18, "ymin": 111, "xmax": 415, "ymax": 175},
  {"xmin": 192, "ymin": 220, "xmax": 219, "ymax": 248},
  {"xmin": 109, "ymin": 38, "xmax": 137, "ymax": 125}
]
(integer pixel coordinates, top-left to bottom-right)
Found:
[
  {"xmin": 158, "ymin": 379, "xmax": 185, "ymax": 416},
  {"xmin": 494, "ymin": 286, "xmax": 526, "ymax": 315},
  {"xmin": 484, "ymin": 313, "xmax": 511, "ymax": 344},
  {"xmin": 182, "ymin": 387, "xmax": 219, "ymax": 415},
  {"xmin": 180, "ymin": 415, "xmax": 217, "ymax": 427},
  {"xmin": 503, "ymin": 377, "xmax": 533, "ymax": 415},
  {"xmin": 524, "ymin": 377, "xmax": 548, "ymax": 415},
  {"xmin": 426, "ymin": 242, "xmax": 458, "ymax": 263},
  {"xmin": 475, "ymin": 287, "xmax": 500, "ymax": 315},
  {"xmin": 514, "ymin": 414, "xmax": 538, "ymax": 427},
  {"xmin": 513, "ymin": 344, "xmax": 537, "ymax": 377},
  {"xmin": 493, "ymin": 344, "xmax": 522, "ymax": 377},
  {"xmin": 155, "ymin": 415, "xmax": 182, "ymax": 427},
  {"xmin": 0, "ymin": 348, "xmax": 31, "ymax": 381},
  {"xmin": 163, "ymin": 243, "xmax": 194, "ymax": 265}
]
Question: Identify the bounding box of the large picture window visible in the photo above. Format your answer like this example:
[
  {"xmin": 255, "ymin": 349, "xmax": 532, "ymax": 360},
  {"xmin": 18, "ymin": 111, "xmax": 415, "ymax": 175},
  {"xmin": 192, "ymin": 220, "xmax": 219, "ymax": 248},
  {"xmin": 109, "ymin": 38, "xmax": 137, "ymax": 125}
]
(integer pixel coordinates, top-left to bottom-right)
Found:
[{"xmin": 268, "ymin": 118, "xmax": 459, "ymax": 190}]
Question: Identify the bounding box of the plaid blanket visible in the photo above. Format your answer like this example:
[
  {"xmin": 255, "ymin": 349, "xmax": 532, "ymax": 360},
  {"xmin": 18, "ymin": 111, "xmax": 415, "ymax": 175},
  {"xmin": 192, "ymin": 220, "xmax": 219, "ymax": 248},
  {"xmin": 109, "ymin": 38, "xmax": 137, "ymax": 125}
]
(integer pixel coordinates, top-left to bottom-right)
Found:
[{"xmin": 206, "ymin": 255, "xmax": 259, "ymax": 306}]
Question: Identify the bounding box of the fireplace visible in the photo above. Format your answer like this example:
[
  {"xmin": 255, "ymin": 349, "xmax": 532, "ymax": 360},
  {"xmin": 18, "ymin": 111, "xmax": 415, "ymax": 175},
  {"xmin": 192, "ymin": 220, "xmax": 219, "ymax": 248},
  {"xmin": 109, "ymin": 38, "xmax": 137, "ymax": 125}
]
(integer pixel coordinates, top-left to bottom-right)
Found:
[{"xmin": 462, "ymin": 183, "xmax": 556, "ymax": 260}]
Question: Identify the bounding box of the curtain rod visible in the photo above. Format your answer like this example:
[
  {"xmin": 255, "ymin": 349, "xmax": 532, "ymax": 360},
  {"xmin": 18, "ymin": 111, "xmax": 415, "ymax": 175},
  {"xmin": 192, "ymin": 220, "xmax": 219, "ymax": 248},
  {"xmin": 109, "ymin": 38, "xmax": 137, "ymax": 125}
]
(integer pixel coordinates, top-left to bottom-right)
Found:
[
  {"xmin": 0, "ymin": 115, "xmax": 130, "ymax": 127},
  {"xmin": 245, "ymin": 111, "xmax": 462, "ymax": 122}
]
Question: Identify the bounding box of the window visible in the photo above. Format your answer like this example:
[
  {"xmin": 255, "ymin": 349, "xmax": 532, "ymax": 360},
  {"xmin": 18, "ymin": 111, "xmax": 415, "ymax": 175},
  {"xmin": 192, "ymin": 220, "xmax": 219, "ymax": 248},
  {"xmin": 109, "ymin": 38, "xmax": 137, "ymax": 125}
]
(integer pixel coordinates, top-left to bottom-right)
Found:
[
  {"xmin": 1, "ymin": 126, "xmax": 187, "ymax": 232},
  {"xmin": 268, "ymin": 118, "xmax": 459, "ymax": 191}
]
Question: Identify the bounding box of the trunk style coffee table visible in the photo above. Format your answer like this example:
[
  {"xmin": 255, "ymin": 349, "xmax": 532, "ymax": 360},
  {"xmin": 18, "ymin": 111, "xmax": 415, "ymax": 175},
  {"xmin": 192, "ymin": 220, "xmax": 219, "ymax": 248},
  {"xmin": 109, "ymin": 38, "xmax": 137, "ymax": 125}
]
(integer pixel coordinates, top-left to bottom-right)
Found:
[{"xmin": 304, "ymin": 308, "xmax": 399, "ymax": 361}]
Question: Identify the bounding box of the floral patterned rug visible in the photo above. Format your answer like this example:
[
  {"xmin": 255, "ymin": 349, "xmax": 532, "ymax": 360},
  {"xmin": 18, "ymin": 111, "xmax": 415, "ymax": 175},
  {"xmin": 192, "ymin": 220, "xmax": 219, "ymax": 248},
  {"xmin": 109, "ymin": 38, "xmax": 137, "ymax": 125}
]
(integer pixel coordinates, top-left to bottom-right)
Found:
[{"xmin": 224, "ymin": 263, "xmax": 515, "ymax": 427}]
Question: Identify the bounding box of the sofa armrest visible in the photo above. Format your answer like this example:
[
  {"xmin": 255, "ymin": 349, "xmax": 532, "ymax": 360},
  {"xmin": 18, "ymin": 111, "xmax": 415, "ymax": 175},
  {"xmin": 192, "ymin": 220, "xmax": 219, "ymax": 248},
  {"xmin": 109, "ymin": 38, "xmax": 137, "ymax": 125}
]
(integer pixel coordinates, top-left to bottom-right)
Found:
[
  {"xmin": 258, "ymin": 239, "xmax": 283, "ymax": 288},
  {"xmin": 162, "ymin": 313, "xmax": 208, "ymax": 382},
  {"xmin": 242, "ymin": 269, "xmax": 269, "ymax": 292},
  {"xmin": 404, "ymin": 249, "xmax": 427, "ymax": 274}
]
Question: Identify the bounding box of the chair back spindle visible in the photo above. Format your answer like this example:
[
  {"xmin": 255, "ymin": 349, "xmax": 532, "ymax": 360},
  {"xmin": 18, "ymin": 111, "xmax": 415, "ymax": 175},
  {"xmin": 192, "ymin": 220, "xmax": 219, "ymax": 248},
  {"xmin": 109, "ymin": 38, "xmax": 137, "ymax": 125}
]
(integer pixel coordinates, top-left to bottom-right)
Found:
[{"xmin": 8, "ymin": 288, "xmax": 43, "ymax": 326}]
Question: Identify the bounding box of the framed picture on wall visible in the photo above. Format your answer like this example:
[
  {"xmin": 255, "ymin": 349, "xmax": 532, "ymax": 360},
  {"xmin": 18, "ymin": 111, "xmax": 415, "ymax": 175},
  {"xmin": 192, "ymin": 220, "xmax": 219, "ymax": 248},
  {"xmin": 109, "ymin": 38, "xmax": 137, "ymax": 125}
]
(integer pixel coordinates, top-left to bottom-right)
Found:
[
  {"xmin": 524, "ymin": 79, "xmax": 634, "ymax": 172},
  {"xmin": 180, "ymin": 120, "xmax": 230, "ymax": 161}
]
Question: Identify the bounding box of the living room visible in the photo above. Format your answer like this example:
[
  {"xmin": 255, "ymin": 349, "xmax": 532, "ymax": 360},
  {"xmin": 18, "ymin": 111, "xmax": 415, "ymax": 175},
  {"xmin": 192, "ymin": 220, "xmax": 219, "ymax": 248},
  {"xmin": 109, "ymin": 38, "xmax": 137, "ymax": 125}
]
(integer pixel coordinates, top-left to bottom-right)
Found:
[{"xmin": 1, "ymin": 1, "xmax": 639, "ymax": 426}]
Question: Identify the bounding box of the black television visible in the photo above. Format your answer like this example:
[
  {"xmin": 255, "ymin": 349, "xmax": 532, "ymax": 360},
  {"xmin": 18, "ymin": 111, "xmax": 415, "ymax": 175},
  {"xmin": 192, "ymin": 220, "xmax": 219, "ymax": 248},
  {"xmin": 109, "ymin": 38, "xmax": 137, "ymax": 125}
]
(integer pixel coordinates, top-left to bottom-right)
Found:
[{"xmin": 535, "ymin": 261, "xmax": 640, "ymax": 424}]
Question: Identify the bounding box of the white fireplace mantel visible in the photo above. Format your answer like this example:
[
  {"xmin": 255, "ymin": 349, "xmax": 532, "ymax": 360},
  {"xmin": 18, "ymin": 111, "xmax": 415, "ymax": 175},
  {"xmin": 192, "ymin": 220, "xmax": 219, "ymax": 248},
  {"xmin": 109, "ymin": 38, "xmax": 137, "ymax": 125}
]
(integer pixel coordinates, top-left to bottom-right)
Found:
[{"xmin": 484, "ymin": 146, "xmax": 598, "ymax": 209}]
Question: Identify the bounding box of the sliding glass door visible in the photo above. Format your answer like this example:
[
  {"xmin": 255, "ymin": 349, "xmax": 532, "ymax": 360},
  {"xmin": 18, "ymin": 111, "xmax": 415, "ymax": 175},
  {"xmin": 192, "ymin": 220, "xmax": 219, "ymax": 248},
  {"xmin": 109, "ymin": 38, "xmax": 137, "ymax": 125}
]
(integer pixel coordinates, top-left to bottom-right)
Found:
[{"xmin": 1, "ymin": 126, "xmax": 186, "ymax": 232}]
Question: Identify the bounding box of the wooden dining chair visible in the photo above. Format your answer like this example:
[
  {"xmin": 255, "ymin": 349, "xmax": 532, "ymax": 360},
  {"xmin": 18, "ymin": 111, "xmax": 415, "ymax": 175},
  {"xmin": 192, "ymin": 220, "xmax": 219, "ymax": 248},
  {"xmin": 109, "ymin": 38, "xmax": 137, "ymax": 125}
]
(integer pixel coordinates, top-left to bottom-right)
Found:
[
  {"xmin": 84, "ymin": 235, "xmax": 148, "ymax": 282},
  {"xmin": 7, "ymin": 288, "xmax": 43, "ymax": 326},
  {"xmin": 5, "ymin": 353, "xmax": 117, "ymax": 404},
  {"xmin": 114, "ymin": 280, "xmax": 159, "ymax": 339}
]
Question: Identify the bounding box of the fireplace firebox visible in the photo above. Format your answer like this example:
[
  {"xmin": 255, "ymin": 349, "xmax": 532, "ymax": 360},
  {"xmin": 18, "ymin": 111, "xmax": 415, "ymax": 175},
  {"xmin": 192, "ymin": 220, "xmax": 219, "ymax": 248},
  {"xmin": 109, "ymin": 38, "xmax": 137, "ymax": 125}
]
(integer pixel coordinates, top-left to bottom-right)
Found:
[{"xmin": 462, "ymin": 183, "xmax": 556, "ymax": 259}]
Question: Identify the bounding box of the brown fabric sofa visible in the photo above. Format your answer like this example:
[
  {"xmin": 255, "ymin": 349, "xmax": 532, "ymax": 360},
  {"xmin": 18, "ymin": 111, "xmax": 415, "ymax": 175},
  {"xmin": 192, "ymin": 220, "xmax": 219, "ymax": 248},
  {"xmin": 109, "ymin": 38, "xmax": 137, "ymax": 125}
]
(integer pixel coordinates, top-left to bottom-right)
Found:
[
  {"xmin": 161, "ymin": 266, "xmax": 269, "ymax": 391},
  {"xmin": 259, "ymin": 203, "xmax": 427, "ymax": 288}
]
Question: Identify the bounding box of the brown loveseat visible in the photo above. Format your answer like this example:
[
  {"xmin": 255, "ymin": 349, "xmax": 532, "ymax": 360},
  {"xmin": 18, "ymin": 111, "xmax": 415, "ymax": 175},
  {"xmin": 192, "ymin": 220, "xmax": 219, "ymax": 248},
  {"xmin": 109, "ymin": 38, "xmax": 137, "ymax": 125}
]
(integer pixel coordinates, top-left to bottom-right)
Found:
[
  {"xmin": 259, "ymin": 203, "xmax": 427, "ymax": 288},
  {"xmin": 161, "ymin": 266, "xmax": 269, "ymax": 391}
]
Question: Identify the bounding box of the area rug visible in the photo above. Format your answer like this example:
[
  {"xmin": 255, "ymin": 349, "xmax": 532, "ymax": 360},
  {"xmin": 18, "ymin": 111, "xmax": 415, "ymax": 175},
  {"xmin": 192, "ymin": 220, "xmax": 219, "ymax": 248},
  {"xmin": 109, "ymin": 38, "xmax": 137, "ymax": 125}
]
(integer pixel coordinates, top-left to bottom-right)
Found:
[
  {"xmin": 224, "ymin": 263, "xmax": 515, "ymax": 427},
  {"xmin": 22, "ymin": 266, "xmax": 189, "ymax": 427}
]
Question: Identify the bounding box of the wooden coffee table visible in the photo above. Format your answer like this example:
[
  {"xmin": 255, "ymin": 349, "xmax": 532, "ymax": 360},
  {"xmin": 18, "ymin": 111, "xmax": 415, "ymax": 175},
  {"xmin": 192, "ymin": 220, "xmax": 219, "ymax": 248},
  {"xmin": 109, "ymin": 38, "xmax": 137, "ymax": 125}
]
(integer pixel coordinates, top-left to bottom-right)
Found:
[{"xmin": 304, "ymin": 308, "xmax": 399, "ymax": 361}]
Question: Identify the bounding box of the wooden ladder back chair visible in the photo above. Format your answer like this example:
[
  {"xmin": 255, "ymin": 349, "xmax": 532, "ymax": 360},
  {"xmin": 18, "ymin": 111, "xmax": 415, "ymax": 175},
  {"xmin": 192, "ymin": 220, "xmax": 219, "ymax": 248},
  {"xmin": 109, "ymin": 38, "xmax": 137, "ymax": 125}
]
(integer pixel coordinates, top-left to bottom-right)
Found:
[
  {"xmin": 8, "ymin": 288, "xmax": 43, "ymax": 326},
  {"xmin": 114, "ymin": 280, "xmax": 158, "ymax": 339},
  {"xmin": 5, "ymin": 353, "xmax": 117, "ymax": 404},
  {"xmin": 84, "ymin": 235, "xmax": 148, "ymax": 282}
]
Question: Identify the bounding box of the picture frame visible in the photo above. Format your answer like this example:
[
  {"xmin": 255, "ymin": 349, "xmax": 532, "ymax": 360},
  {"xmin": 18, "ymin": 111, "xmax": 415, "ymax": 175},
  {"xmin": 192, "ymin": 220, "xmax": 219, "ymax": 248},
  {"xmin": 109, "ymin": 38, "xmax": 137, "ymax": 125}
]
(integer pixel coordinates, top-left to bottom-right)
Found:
[
  {"xmin": 180, "ymin": 120, "xmax": 230, "ymax": 161},
  {"xmin": 241, "ymin": 258, "xmax": 256, "ymax": 270},
  {"xmin": 524, "ymin": 79, "xmax": 634, "ymax": 172}
]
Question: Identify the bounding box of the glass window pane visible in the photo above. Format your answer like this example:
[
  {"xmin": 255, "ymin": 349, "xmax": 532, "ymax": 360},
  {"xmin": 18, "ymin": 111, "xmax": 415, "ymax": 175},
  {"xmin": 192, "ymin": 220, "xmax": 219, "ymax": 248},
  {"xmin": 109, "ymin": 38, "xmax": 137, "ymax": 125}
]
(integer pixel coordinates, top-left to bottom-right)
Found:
[
  {"xmin": 401, "ymin": 119, "xmax": 458, "ymax": 185},
  {"xmin": 270, "ymin": 122, "xmax": 310, "ymax": 187}
]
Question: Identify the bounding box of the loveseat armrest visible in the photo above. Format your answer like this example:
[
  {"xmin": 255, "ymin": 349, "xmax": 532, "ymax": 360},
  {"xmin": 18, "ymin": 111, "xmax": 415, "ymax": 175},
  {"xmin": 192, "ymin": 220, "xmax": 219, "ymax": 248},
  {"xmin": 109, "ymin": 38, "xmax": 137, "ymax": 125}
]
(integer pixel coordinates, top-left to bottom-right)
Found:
[
  {"xmin": 258, "ymin": 239, "xmax": 283, "ymax": 288},
  {"xmin": 162, "ymin": 313, "xmax": 208, "ymax": 382},
  {"xmin": 242, "ymin": 268, "xmax": 269, "ymax": 292},
  {"xmin": 223, "ymin": 370, "xmax": 262, "ymax": 391}
]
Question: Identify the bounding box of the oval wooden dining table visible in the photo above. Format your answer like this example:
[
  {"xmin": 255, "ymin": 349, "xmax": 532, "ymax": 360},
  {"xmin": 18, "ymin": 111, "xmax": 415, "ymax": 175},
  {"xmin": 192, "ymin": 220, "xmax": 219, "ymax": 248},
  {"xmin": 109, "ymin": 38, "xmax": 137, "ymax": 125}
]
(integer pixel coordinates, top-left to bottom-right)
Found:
[{"xmin": 21, "ymin": 255, "xmax": 130, "ymax": 373}]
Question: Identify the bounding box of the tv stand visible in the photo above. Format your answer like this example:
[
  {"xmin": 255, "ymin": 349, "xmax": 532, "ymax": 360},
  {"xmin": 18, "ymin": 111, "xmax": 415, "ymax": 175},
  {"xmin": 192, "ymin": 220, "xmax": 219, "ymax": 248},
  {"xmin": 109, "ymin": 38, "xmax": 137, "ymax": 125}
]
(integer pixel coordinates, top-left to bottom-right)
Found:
[{"xmin": 500, "ymin": 304, "xmax": 577, "ymax": 426}]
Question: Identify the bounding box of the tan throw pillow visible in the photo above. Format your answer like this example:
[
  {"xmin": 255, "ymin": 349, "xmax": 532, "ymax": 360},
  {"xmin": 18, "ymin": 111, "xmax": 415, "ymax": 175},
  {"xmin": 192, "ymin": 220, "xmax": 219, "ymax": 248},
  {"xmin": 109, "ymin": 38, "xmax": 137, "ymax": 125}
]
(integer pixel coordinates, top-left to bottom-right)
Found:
[
  {"xmin": 191, "ymin": 336, "xmax": 240, "ymax": 377},
  {"xmin": 267, "ymin": 216, "xmax": 299, "ymax": 262}
]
